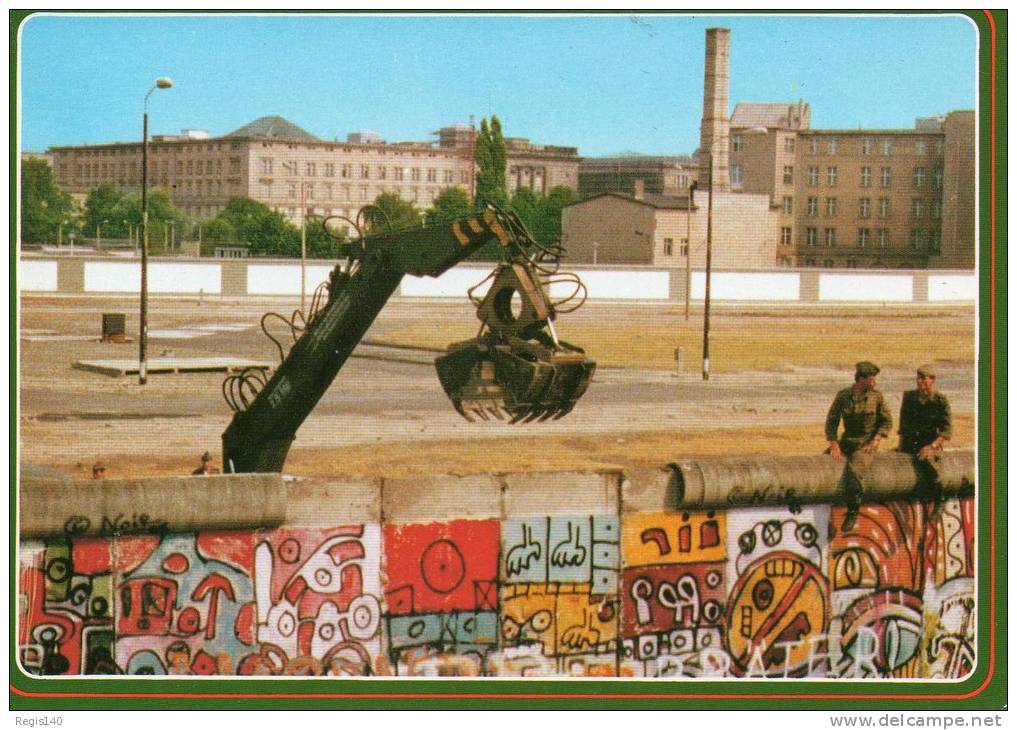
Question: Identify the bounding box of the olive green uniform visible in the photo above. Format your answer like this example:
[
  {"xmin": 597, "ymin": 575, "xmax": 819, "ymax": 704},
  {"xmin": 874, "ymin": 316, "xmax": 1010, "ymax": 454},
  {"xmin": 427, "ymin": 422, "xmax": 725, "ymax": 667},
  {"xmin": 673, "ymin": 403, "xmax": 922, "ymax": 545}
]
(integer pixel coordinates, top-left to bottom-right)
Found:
[
  {"xmin": 898, "ymin": 390, "xmax": 952, "ymax": 455},
  {"xmin": 825, "ymin": 387, "xmax": 893, "ymax": 455}
]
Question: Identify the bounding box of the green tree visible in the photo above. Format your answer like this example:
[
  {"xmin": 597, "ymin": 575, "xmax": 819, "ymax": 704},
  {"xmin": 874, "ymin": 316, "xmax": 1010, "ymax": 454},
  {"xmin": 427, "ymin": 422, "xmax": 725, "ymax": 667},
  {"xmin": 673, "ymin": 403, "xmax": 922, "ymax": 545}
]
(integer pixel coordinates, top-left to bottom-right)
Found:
[
  {"xmin": 509, "ymin": 185, "xmax": 579, "ymax": 246},
  {"xmin": 214, "ymin": 197, "xmax": 298, "ymax": 256},
  {"xmin": 363, "ymin": 192, "xmax": 422, "ymax": 232},
  {"xmin": 425, "ymin": 186, "xmax": 473, "ymax": 226},
  {"xmin": 20, "ymin": 158, "xmax": 76, "ymax": 244},
  {"xmin": 82, "ymin": 185, "xmax": 123, "ymax": 236},
  {"xmin": 304, "ymin": 215, "xmax": 348, "ymax": 259},
  {"xmin": 474, "ymin": 116, "xmax": 508, "ymax": 208}
]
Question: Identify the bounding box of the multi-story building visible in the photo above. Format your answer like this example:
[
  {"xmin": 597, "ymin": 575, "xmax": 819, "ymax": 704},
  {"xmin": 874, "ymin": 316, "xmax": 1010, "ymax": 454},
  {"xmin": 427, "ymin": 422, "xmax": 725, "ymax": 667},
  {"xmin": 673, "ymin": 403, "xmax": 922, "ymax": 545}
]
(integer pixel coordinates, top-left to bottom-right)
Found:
[
  {"xmin": 578, "ymin": 155, "xmax": 697, "ymax": 199},
  {"xmin": 47, "ymin": 116, "xmax": 580, "ymax": 229}
]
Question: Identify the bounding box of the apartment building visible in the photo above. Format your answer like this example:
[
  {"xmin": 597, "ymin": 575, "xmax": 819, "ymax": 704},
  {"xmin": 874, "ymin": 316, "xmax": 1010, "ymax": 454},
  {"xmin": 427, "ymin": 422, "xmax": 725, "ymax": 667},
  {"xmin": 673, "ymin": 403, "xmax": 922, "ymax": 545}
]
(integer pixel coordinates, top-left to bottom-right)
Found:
[
  {"xmin": 47, "ymin": 116, "xmax": 580, "ymax": 227},
  {"xmin": 578, "ymin": 155, "xmax": 697, "ymax": 199}
]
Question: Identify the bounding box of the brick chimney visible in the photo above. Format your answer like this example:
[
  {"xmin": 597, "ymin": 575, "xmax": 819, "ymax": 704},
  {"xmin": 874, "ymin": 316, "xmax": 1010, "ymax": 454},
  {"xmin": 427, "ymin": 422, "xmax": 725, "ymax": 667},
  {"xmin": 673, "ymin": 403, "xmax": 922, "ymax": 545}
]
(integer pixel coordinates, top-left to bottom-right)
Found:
[
  {"xmin": 699, "ymin": 27, "xmax": 731, "ymax": 192},
  {"xmin": 633, "ymin": 178, "xmax": 645, "ymax": 200}
]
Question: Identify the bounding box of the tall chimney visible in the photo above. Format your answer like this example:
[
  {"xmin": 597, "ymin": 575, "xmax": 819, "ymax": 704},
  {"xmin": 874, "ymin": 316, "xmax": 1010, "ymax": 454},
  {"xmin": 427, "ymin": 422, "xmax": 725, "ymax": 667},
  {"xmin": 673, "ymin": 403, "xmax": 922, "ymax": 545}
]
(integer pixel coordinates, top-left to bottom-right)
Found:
[{"xmin": 699, "ymin": 27, "xmax": 731, "ymax": 192}]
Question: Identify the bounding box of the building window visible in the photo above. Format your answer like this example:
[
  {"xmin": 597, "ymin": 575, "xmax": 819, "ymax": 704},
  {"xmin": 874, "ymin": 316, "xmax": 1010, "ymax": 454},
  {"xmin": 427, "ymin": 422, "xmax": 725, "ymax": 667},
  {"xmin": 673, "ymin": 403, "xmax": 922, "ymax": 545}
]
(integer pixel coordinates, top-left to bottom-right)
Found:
[
  {"xmin": 912, "ymin": 167, "xmax": 926, "ymax": 188},
  {"xmin": 857, "ymin": 228, "xmax": 870, "ymax": 247},
  {"xmin": 823, "ymin": 259, "xmax": 834, "ymax": 268},
  {"xmin": 394, "ymin": 167, "xmax": 405, "ymax": 181},
  {"xmin": 861, "ymin": 138, "xmax": 873, "ymax": 155},
  {"xmin": 732, "ymin": 133, "xmax": 743, "ymax": 152},
  {"xmin": 781, "ymin": 227, "xmax": 792, "ymax": 246},
  {"xmin": 935, "ymin": 139, "xmax": 944, "ymax": 154},
  {"xmin": 807, "ymin": 166, "xmax": 819, "ymax": 186},
  {"xmin": 825, "ymin": 197, "xmax": 837, "ymax": 217},
  {"xmin": 859, "ymin": 198, "xmax": 871, "ymax": 218},
  {"xmin": 912, "ymin": 199, "xmax": 925, "ymax": 218},
  {"xmin": 341, "ymin": 164, "xmax": 350, "ymax": 178},
  {"xmin": 880, "ymin": 138, "xmax": 892, "ymax": 156},
  {"xmin": 910, "ymin": 229, "xmax": 923, "ymax": 249},
  {"xmin": 411, "ymin": 168, "xmax": 420, "ymax": 181},
  {"xmin": 878, "ymin": 228, "xmax": 890, "ymax": 248},
  {"xmin": 825, "ymin": 228, "xmax": 837, "ymax": 246},
  {"xmin": 664, "ymin": 238, "xmax": 674, "ymax": 256},
  {"xmin": 827, "ymin": 166, "xmax": 838, "ymax": 186},
  {"xmin": 784, "ymin": 137, "xmax": 795, "ymax": 153},
  {"xmin": 378, "ymin": 166, "xmax": 387, "ymax": 180},
  {"xmin": 827, "ymin": 138, "xmax": 838, "ymax": 155},
  {"xmin": 427, "ymin": 168, "xmax": 437, "ymax": 182},
  {"xmin": 860, "ymin": 167, "xmax": 871, "ymax": 187},
  {"xmin": 806, "ymin": 196, "xmax": 818, "ymax": 216},
  {"xmin": 878, "ymin": 198, "xmax": 891, "ymax": 218},
  {"xmin": 730, "ymin": 164, "xmax": 743, "ymax": 185},
  {"xmin": 282, "ymin": 161, "xmax": 297, "ymax": 176},
  {"xmin": 808, "ymin": 138, "xmax": 819, "ymax": 155},
  {"xmin": 361, "ymin": 165, "xmax": 370, "ymax": 179},
  {"xmin": 323, "ymin": 163, "xmax": 335, "ymax": 177},
  {"xmin": 782, "ymin": 196, "xmax": 793, "ymax": 214},
  {"xmin": 932, "ymin": 199, "xmax": 942, "ymax": 219},
  {"xmin": 681, "ymin": 244, "xmax": 689, "ymax": 257},
  {"xmin": 915, "ymin": 140, "xmax": 927, "ymax": 154},
  {"xmin": 930, "ymin": 230, "xmax": 942, "ymax": 252},
  {"xmin": 306, "ymin": 162, "xmax": 316, "ymax": 176},
  {"xmin": 880, "ymin": 167, "xmax": 891, "ymax": 188},
  {"xmin": 288, "ymin": 183, "xmax": 297, "ymax": 199},
  {"xmin": 806, "ymin": 227, "xmax": 818, "ymax": 246},
  {"xmin": 783, "ymin": 166, "xmax": 794, "ymax": 185},
  {"xmin": 934, "ymin": 168, "xmax": 944, "ymax": 189},
  {"xmin": 847, "ymin": 259, "xmax": 858, "ymax": 269}
]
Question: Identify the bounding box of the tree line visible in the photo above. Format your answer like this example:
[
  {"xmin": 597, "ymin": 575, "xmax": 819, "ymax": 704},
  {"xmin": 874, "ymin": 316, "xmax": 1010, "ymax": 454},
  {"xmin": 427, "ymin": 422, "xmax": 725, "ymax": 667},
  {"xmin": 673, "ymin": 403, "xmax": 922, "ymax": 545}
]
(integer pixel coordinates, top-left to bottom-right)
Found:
[{"xmin": 20, "ymin": 115, "xmax": 577, "ymax": 259}]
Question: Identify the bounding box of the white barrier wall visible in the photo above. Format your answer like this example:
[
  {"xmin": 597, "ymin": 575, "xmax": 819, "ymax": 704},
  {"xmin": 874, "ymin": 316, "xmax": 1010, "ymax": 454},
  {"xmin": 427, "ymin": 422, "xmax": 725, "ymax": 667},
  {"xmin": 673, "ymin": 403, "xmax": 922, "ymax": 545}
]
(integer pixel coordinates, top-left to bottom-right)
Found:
[
  {"xmin": 818, "ymin": 274, "xmax": 913, "ymax": 302},
  {"xmin": 246, "ymin": 264, "xmax": 334, "ymax": 295},
  {"xmin": 84, "ymin": 262, "xmax": 223, "ymax": 293},
  {"xmin": 399, "ymin": 267, "xmax": 497, "ymax": 297},
  {"xmin": 556, "ymin": 270, "xmax": 670, "ymax": 300},
  {"xmin": 690, "ymin": 272, "xmax": 800, "ymax": 301},
  {"xmin": 928, "ymin": 275, "xmax": 979, "ymax": 301},
  {"xmin": 19, "ymin": 260, "xmax": 58, "ymax": 292}
]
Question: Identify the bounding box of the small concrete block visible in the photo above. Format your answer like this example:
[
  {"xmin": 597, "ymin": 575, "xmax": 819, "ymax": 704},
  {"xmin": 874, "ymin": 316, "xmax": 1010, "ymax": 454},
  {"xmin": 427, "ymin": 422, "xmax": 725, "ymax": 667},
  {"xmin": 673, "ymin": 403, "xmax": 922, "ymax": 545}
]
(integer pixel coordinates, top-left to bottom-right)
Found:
[
  {"xmin": 620, "ymin": 467, "xmax": 676, "ymax": 513},
  {"xmin": 284, "ymin": 476, "xmax": 381, "ymax": 526},
  {"xmin": 501, "ymin": 471, "xmax": 619, "ymax": 517},
  {"xmin": 382, "ymin": 473, "xmax": 501, "ymax": 523}
]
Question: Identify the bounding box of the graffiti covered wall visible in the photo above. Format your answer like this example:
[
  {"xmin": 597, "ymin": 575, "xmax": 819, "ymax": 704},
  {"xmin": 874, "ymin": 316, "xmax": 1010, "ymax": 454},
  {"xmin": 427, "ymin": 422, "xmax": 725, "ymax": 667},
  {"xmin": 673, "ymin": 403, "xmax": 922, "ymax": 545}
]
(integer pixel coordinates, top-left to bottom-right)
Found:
[{"xmin": 17, "ymin": 487, "xmax": 975, "ymax": 679}]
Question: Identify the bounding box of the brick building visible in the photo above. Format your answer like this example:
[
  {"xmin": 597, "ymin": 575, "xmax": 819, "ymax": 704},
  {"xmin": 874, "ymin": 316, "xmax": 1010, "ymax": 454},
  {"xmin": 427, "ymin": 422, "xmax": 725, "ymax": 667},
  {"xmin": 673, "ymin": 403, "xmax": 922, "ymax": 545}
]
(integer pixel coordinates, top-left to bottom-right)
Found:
[{"xmin": 46, "ymin": 116, "xmax": 579, "ymax": 229}]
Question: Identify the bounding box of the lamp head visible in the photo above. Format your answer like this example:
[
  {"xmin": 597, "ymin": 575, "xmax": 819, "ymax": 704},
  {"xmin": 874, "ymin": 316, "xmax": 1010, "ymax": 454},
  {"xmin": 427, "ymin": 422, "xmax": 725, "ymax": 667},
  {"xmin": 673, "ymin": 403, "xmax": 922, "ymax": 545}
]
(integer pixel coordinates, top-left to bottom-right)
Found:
[{"xmin": 155, "ymin": 77, "xmax": 173, "ymax": 89}]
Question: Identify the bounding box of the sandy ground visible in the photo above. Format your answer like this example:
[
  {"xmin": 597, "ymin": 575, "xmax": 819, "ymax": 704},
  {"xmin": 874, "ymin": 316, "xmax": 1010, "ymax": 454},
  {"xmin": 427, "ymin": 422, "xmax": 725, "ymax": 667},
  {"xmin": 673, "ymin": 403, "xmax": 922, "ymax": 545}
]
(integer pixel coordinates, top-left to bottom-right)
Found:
[{"xmin": 18, "ymin": 294, "xmax": 976, "ymax": 480}]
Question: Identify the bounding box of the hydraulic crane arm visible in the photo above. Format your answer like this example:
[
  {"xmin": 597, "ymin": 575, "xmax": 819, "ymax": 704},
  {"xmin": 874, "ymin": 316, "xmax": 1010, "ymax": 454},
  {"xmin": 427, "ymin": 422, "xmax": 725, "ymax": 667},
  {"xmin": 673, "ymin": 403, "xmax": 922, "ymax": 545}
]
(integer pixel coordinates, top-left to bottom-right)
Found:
[{"xmin": 221, "ymin": 206, "xmax": 595, "ymax": 474}]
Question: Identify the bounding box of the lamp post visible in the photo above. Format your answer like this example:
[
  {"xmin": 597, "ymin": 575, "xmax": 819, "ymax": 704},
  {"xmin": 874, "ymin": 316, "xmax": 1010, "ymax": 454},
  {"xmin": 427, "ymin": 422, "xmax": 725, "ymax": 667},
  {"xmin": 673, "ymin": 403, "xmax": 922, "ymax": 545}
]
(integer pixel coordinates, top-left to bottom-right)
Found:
[
  {"xmin": 685, "ymin": 180, "xmax": 697, "ymax": 321},
  {"xmin": 701, "ymin": 153, "xmax": 714, "ymax": 381},
  {"xmin": 139, "ymin": 76, "xmax": 173, "ymax": 386},
  {"xmin": 300, "ymin": 182, "xmax": 307, "ymax": 312}
]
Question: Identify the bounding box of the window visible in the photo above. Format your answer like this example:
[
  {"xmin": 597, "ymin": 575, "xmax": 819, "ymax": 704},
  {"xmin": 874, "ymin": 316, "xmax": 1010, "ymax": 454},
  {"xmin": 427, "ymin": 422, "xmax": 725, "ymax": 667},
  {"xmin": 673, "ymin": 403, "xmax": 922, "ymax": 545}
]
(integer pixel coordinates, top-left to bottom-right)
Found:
[
  {"xmin": 827, "ymin": 166, "xmax": 838, "ymax": 186},
  {"xmin": 664, "ymin": 237, "xmax": 674, "ymax": 256},
  {"xmin": 930, "ymin": 231, "xmax": 942, "ymax": 251},
  {"xmin": 880, "ymin": 138, "xmax": 892, "ymax": 156},
  {"xmin": 341, "ymin": 164, "xmax": 350, "ymax": 178},
  {"xmin": 806, "ymin": 196, "xmax": 818, "ymax": 216},
  {"xmin": 732, "ymin": 133, "xmax": 743, "ymax": 152},
  {"xmin": 932, "ymin": 199, "xmax": 942, "ymax": 219},
  {"xmin": 847, "ymin": 259, "xmax": 858, "ymax": 269},
  {"xmin": 784, "ymin": 137, "xmax": 795, "ymax": 153},
  {"xmin": 860, "ymin": 167, "xmax": 871, "ymax": 187},
  {"xmin": 411, "ymin": 168, "xmax": 420, "ymax": 181},
  {"xmin": 427, "ymin": 168, "xmax": 437, "ymax": 182},
  {"xmin": 782, "ymin": 196, "xmax": 793, "ymax": 214},
  {"xmin": 807, "ymin": 166, "xmax": 819, "ymax": 186},
  {"xmin": 880, "ymin": 167, "xmax": 891, "ymax": 188},
  {"xmin": 857, "ymin": 228, "xmax": 870, "ymax": 247},
  {"xmin": 282, "ymin": 161, "xmax": 297, "ymax": 176},
  {"xmin": 808, "ymin": 138, "xmax": 819, "ymax": 154},
  {"xmin": 306, "ymin": 162, "xmax": 316, "ymax": 176},
  {"xmin": 912, "ymin": 167, "xmax": 926, "ymax": 188},
  {"xmin": 915, "ymin": 140, "xmax": 927, "ymax": 154},
  {"xmin": 360, "ymin": 165, "xmax": 370, "ymax": 179},
  {"xmin": 783, "ymin": 166, "xmax": 794, "ymax": 185},
  {"xmin": 878, "ymin": 228, "xmax": 890, "ymax": 248},
  {"xmin": 781, "ymin": 227, "xmax": 792, "ymax": 246},
  {"xmin": 827, "ymin": 138, "xmax": 838, "ymax": 155},
  {"xmin": 934, "ymin": 168, "xmax": 944, "ymax": 189},
  {"xmin": 878, "ymin": 198, "xmax": 891, "ymax": 219},
  {"xmin": 912, "ymin": 199, "xmax": 925, "ymax": 218},
  {"xmin": 378, "ymin": 166, "xmax": 386, "ymax": 180},
  {"xmin": 730, "ymin": 164, "xmax": 743, "ymax": 185},
  {"xmin": 910, "ymin": 229, "xmax": 923, "ymax": 248},
  {"xmin": 825, "ymin": 197, "xmax": 838, "ymax": 217},
  {"xmin": 823, "ymin": 259, "xmax": 834, "ymax": 268},
  {"xmin": 806, "ymin": 227, "xmax": 818, "ymax": 246},
  {"xmin": 859, "ymin": 198, "xmax": 871, "ymax": 218},
  {"xmin": 825, "ymin": 228, "xmax": 837, "ymax": 246},
  {"xmin": 861, "ymin": 138, "xmax": 873, "ymax": 155},
  {"xmin": 186, "ymin": 160, "xmax": 194, "ymax": 175},
  {"xmin": 288, "ymin": 183, "xmax": 297, "ymax": 199},
  {"xmin": 935, "ymin": 139, "xmax": 944, "ymax": 154}
]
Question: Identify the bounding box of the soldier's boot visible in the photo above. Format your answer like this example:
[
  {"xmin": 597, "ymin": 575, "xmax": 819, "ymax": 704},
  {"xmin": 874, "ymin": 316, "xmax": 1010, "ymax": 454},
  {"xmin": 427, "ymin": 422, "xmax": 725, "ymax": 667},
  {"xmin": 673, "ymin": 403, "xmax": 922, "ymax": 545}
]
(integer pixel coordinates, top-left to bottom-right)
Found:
[
  {"xmin": 840, "ymin": 471, "xmax": 863, "ymax": 533},
  {"xmin": 916, "ymin": 455, "xmax": 946, "ymax": 522}
]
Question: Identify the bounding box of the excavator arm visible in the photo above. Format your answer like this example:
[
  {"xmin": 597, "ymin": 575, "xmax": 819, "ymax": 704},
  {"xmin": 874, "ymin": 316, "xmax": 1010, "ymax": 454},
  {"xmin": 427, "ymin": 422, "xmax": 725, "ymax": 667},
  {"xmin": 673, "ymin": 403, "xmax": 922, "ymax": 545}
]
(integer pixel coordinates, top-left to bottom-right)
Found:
[{"xmin": 221, "ymin": 206, "xmax": 595, "ymax": 474}]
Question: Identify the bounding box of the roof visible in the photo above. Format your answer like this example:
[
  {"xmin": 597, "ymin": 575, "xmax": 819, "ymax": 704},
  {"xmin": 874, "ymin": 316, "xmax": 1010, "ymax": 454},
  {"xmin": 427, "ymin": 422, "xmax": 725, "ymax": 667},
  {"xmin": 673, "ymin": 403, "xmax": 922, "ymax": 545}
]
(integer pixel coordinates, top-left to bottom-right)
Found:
[
  {"xmin": 730, "ymin": 102, "xmax": 809, "ymax": 130},
  {"xmin": 225, "ymin": 116, "xmax": 319, "ymax": 141},
  {"xmin": 566, "ymin": 191, "xmax": 694, "ymax": 210}
]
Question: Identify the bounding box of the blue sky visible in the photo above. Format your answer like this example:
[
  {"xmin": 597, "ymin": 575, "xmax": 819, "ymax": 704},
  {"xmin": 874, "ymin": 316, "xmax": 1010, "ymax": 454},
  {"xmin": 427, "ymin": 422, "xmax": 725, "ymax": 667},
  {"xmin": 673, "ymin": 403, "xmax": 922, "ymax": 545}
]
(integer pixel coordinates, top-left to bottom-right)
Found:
[{"xmin": 18, "ymin": 12, "xmax": 977, "ymax": 157}]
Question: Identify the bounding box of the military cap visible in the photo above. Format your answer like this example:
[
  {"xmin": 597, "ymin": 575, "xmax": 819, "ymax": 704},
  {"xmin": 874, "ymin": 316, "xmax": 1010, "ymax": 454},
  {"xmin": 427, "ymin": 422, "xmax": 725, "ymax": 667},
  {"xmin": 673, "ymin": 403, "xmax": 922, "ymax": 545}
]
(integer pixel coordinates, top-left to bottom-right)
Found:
[
  {"xmin": 92, "ymin": 461, "xmax": 106, "ymax": 471},
  {"xmin": 855, "ymin": 361, "xmax": 880, "ymax": 377},
  {"xmin": 916, "ymin": 364, "xmax": 937, "ymax": 378},
  {"xmin": 201, "ymin": 451, "xmax": 212, "ymax": 462}
]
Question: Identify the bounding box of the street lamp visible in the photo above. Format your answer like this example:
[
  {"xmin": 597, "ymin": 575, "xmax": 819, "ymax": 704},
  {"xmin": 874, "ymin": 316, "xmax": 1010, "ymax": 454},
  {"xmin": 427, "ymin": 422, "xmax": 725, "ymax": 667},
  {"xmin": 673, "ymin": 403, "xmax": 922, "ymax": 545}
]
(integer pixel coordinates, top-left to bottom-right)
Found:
[{"xmin": 139, "ymin": 76, "xmax": 173, "ymax": 386}]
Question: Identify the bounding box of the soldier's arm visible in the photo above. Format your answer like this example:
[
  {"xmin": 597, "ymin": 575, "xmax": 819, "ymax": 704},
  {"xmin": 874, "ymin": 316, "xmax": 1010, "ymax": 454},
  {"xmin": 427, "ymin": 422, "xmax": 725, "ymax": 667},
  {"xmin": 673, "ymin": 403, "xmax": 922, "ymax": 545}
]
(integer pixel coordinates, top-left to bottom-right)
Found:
[
  {"xmin": 935, "ymin": 395, "xmax": 952, "ymax": 445},
  {"xmin": 825, "ymin": 394, "xmax": 842, "ymax": 442},
  {"xmin": 875, "ymin": 393, "xmax": 893, "ymax": 438}
]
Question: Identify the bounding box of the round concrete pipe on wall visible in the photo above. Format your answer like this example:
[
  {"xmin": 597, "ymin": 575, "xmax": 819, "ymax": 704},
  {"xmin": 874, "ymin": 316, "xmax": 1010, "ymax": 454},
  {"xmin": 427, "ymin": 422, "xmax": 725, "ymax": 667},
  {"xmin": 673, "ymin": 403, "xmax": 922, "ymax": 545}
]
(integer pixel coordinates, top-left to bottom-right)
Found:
[{"xmin": 668, "ymin": 449, "xmax": 974, "ymax": 510}]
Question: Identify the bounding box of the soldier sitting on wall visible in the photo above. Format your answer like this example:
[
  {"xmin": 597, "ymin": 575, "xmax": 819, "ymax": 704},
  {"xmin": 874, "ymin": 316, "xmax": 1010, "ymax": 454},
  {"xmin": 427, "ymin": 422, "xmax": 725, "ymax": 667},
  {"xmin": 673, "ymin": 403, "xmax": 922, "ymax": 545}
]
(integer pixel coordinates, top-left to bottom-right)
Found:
[
  {"xmin": 192, "ymin": 452, "xmax": 219, "ymax": 476},
  {"xmin": 898, "ymin": 364, "xmax": 952, "ymax": 517},
  {"xmin": 824, "ymin": 361, "xmax": 893, "ymax": 531}
]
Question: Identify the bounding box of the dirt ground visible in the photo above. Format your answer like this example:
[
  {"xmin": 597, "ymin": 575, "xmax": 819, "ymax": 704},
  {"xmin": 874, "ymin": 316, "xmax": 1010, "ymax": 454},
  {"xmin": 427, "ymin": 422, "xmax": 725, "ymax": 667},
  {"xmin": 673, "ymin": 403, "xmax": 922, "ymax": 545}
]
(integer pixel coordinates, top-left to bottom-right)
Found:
[{"xmin": 18, "ymin": 294, "xmax": 976, "ymax": 480}]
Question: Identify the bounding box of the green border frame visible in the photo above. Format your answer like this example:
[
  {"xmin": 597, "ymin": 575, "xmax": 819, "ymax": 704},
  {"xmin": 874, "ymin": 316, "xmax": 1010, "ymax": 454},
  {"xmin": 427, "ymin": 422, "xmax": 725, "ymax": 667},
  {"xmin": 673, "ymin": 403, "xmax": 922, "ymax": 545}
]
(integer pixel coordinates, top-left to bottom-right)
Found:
[{"xmin": 9, "ymin": 8, "xmax": 1007, "ymax": 711}]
